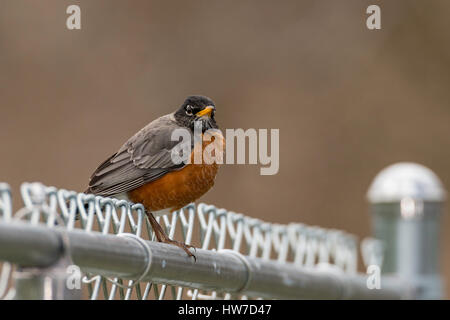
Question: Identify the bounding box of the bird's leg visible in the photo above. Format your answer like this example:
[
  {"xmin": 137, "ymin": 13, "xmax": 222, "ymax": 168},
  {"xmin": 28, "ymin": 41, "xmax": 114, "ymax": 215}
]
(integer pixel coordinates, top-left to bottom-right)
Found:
[{"xmin": 145, "ymin": 211, "xmax": 196, "ymax": 260}]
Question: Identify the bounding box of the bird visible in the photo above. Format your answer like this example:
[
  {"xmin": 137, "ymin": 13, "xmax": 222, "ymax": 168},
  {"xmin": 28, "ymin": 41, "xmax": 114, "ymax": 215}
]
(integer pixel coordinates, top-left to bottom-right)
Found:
[{"xmin": 84, "ymin": 95, "xmax": 224, "ymax": 259}]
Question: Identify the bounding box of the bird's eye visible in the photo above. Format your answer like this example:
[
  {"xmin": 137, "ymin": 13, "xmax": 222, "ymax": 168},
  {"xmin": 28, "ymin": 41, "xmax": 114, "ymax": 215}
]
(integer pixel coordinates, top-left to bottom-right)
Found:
[{"xmin": 186, "ymin": 105, "xmax": 193, "ymax": 116}]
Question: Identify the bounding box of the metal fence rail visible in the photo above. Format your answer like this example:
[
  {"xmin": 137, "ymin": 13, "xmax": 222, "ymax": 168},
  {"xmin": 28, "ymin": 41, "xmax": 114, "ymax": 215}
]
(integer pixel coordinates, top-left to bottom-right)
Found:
[
  {"xmin": 0, "ymin": 162, "xmax": 445, "ymax": 299},
  {"xmin": 0, "ymin": 220, "xmax": 409, "ymax": 299}
]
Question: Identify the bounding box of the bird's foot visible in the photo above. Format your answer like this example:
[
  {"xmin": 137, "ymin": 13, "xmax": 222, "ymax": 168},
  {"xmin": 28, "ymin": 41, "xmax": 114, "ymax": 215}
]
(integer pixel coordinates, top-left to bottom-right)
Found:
[
  {"xmin": 145, "ymin": 210, "xmax": 197, "ymax": 260},
  {"xmin": 161, "ymin": 237, "xmax": 197, "ymax": 261}
]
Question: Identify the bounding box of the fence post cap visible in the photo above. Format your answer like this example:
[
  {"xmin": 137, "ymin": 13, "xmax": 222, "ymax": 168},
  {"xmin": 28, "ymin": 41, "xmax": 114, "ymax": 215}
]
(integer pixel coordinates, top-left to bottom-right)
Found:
[{"xmin": 367, "ymin": 162, "xmax": 446, "ymax": 203}]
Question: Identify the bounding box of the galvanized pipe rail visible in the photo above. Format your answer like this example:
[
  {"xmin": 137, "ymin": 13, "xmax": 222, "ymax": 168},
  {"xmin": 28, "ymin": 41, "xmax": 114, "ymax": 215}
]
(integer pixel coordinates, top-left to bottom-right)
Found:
[{"xmin": 0, "ymin": 220, "xmax": 411, "ymax": 300}]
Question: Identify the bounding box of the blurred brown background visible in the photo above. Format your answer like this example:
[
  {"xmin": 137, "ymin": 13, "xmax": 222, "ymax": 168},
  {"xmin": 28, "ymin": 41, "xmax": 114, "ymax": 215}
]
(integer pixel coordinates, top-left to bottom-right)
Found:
[{"xmin": 0, "ymin": 0, "xmax": 449, "ymax": 296}]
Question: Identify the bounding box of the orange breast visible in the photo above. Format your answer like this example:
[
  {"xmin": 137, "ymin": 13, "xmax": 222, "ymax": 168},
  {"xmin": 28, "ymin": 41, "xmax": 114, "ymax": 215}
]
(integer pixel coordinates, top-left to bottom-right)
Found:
[{"xmin": 128, "ymin": 132, "xmax": 224, "ymax": 212}]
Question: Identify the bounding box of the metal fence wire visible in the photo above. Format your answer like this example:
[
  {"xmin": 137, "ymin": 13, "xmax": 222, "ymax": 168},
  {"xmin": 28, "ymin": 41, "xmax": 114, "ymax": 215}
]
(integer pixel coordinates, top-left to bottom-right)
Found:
[{"xmin": 0, "ymin": 182, "xmax": 390, "ymax": 300}]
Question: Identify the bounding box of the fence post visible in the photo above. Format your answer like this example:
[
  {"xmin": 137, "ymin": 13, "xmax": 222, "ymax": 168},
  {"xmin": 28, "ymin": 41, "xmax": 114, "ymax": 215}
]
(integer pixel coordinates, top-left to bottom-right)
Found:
[{"xmin": 367, "ymin": 162, "xmax": 446, "ymax": 299}]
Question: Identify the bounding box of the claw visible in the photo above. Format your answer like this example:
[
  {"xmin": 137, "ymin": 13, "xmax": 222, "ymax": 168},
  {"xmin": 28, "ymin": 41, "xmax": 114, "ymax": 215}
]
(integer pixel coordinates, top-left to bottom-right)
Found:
[
  {"xmin": 163, "ymin": 239, "xmax": 196, "ymax": 260},
  {"xmin": 164, "ymin": 239, "xmax": 197, "ymax": 261},
  {"xmin": 145, "ymin": 210, "xmax": 197, "ymax": 261}
]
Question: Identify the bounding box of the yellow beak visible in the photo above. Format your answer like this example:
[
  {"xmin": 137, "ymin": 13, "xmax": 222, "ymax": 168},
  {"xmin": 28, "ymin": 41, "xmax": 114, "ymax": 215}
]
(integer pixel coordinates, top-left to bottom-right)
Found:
[{"xmin": 196, "ymin": 106, "xmax": 214, "ymax": 117}]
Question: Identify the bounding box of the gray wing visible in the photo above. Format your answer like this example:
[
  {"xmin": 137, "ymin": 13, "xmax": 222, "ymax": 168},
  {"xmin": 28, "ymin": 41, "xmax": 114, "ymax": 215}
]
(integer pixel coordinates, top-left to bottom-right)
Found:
[{"xmin": 86, "ymin": 115, "xmax": 192, "ymax": 197}]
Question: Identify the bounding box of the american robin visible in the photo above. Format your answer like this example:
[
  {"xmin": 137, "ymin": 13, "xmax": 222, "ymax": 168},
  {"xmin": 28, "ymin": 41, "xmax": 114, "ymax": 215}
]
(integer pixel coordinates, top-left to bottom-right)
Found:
[{"xmin": 85, "ymin": 95, "xmax": 224, "ymax": 259}]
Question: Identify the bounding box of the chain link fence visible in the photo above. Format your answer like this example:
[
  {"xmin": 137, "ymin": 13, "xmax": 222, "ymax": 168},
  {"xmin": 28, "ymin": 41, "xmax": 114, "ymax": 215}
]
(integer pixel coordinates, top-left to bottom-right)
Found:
[{"xmin": 0, "ymin": 166, "xmax": 440, "ymax": 300}]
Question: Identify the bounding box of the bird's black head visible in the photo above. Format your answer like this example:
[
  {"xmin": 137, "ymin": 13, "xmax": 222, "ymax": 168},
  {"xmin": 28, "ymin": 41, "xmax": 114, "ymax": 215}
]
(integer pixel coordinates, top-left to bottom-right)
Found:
[{"xmin": 174, "ymin": 95, "xmax": 218, "ymax": 132}]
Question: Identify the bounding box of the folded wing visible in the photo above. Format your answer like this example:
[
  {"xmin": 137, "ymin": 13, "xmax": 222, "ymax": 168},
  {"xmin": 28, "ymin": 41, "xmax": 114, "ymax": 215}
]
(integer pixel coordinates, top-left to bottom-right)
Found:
[{"xmin": 86, "ymin": 115, "xmax": 192, "ymax": 197}]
